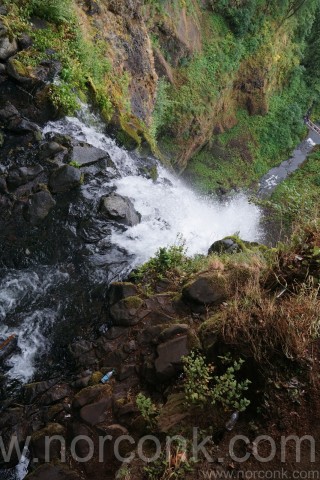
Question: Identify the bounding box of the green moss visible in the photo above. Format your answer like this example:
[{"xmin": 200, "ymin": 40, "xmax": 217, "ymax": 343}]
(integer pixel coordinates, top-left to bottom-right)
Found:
[
  {"xmin": 88, "ymin": 371, "xmax": 104, "ymax": 385},
  {"xmin": 187, "ymin": 330, "xmax": 201, "ymax": 350},
  {"xmin": 31, "ymin": 423, "xmax": 65, "ymax": 442},
  {"xmin": 121, "ymin": 296, "xmax": 144, "ymax": 310},
  {"xmin": 198, "ymin": 314, "xmax": 223, "ymax": 351}
]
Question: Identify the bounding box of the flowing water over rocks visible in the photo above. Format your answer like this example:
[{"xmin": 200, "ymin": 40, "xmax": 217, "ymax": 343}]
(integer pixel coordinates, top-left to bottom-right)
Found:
[
  {"xmin": 0, "ymin": 106, "xmax": 263, "ymax": 393},
  {"xmin": 259, "ymin": 129, "xmax": 320, "ymax": 197}
]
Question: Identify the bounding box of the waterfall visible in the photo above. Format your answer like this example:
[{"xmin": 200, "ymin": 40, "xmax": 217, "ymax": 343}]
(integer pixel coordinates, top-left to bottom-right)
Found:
[{"xmin": 0, "ymin": 106, "xmax": 262, "ymax": 387}]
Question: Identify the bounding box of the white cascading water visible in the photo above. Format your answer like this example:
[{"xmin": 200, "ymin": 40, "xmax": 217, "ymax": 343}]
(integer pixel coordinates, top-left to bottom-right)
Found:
[
  {"xmin": 0, "ymin": 267, "xmax": 69, "ymax": 382},
  {"xmin": 112, "ymin": 174, "xmax": 261, "ymax": 264},
  {"xmin": 45, "ymin": 106, "xmax": 262, "ymax": 265}
]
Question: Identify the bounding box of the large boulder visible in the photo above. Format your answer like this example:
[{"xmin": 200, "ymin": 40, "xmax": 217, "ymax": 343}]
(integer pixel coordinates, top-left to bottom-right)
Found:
[
  {"xmin": 7, "ymin": 165, "xmax": 44, "ymax": 188},
  {"xmin": 23, "ymin": 379, "xmax": 60, "ymax": 405},
  {"xmin": 73, "ymin": 384, "xmax": 112, "ymax": 409},
  {"xmin": 0, "ymin": 101, "xmax": 40, "ymax": 134},
  {"xmin": 80, "ymin": 397, "xmax": 112, "ymax": 426},
  {"xmin": 154, "ymin": 335, "xmax": 190, "ymax": 380},
  {"xmin": 26, "ymin": 191, "xmax": 56, "ymax": 225},
  {"xmin": 71, "ymin": 145, "xmax": 109, "ymax": 166},
  {"xmin": 182, "ymin": 272, "xmax": 228, "ymax": 305},
  {"xmin": 109, "ymin": 296, "xmax": 144, "ymax": 327},
  {"xmin": 49, "ymin": 165, "xmax": 82, "ymax": 193},
  {"xmin": 100, "ymin": 193, "xmax": 141, "ymax": 226}
]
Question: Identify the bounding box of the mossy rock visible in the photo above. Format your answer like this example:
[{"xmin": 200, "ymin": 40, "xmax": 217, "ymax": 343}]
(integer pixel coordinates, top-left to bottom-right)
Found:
[
  {"xmin": 73, "ymin": 383, "xmax": 113, "ymax": 409},
  {"xmin": 208, "ymin": 236, "xmax": 246, "ymax": 255},
  {"xmin": 142, "ymin": 165, "xmax": 158, "ymax": 182},
  {"xmin": 187, "ymin": 330, "xmax": 201, "ymax": 351},
  {"xmin": 47, "ymin": 403, "xmax": 65, "ymax": 421},
  {"xmin": 88, "ymin": 371, "xmax": 104, "ymax": 385},
  {"xmin": 31, "ymin": 423, "xmax": 65, "ymax": 443},
  {"xmin": 157, "ymin": 392, "xmax": 189, "ymax": 433},
  {"xmin": 109, "ymin": 295, "xmax": 144, "ymax": 326},
  {"xmin": 116, "ymin": 129, "xmax": 138, "ymax": 150},
  {"xmin": 7, "ymin": 58, "xmax": 36, "ymax": 84},
  {"xmin": 31, "ymin": 423, "xmax": 66, "ymax": 462},
  {"xmin": 198, "ymin": 313, "xmax": 223, "ymax": 352},
  {"xmin": 182, "ymin": 272, "xmax": 228, "ymax": 305}
]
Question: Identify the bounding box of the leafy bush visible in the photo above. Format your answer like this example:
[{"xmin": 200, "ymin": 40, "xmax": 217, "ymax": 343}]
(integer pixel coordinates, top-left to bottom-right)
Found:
[
  {"xmin": 25, "ymin": 0, "xmax": 73, "ymax": 25},
  {"xmin": 134, "ymin": 242, "xmax": 189, "ymax": 282},
  {"xmin": 182, "ymin": 352, "xmax": 251, "ymax": 412},
  {"xmin": 136, "ymin": 393, "xmax": 159, "ymax": 428}
]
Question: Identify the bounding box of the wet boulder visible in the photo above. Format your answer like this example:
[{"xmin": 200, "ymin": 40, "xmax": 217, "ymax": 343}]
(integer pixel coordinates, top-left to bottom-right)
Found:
[
  {"xmin": 208, "ymin": 236, "xmax": 244, "ymax": 255},
  {"xmin": 100, "ymin": 193, "xmax": 141, "ymax": 226},
  {"xmin": 0, "ymin": 101, "xmax": 40, "ymax": 134},
  {"xmin": 49, "ymin": 165, "xmax": 82, "ymax": 193},
  {"xmin": 25, "ymin": 191, "xmax": 56, "ymax": 225},
  {"xmin": 39, "ymin": 383, "xmax": 73, "ymax": 406},
  {"xmin": 23, "ymin": 379, "xmax": 60, "ymax": 404},
  {"xmin": 69, "ymin": 339, "xmax": 98, "ymax": 369},
  {"xmin": 6, "ymin": 57, "xmax": 36, "ymax": 85},
  {"xmin": 182, "ymin": 272, "xmax": 228, "ymax": 306},
  {"xmin": 39, "ymin": 140, "xmax": 67, "ymax": 162},
  {"xmin": 71, "ymin": 145, "xmax": 110, "ymax": 166},
  {"xmin": 7, "ymin": 165, "xmax": 44, "ymax": 189}
]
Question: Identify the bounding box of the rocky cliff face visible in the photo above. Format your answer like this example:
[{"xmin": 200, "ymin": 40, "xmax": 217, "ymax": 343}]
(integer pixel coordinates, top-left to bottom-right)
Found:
[{"xmin": 82, "ymin": 0, "xmax": 316, "ymax": 173}]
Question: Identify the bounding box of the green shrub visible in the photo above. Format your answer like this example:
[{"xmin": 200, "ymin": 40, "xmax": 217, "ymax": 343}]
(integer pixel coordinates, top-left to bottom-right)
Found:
[
  {"xmin": 136, "ymin": 393, "xmax": 159, "ymax": 427},
  {"xmin": 25, "ymin": 0, "xmax": 73, "ymax": 25},
  {"xmin": 182, "ymin": 352, "xmax": 251, "ymax": 412}
]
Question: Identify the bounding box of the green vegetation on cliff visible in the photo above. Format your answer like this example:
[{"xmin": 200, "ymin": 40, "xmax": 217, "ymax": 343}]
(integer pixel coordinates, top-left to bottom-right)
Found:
[{"xmin": 143, "ymin": 0, "xmax": 320, "ymax": 190}]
